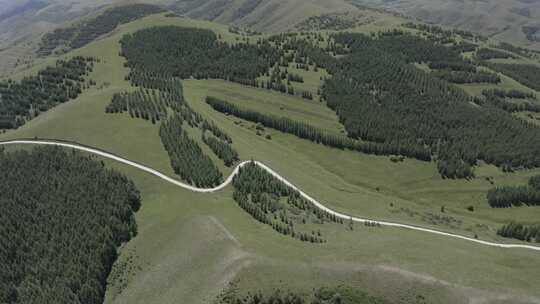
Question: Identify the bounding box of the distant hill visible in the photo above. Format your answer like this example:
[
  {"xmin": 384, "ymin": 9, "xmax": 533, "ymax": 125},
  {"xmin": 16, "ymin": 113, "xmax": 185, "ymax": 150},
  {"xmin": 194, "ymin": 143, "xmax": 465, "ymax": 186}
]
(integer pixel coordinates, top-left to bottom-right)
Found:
[
  {"xmin": 167, "ymin": 0, "xmax": 356, "ymax": 32},
  {"xmin": 349, "ymin": 0, "xmax": 540, "ymax": 50},
  {"xmin": 0, "ymin": 0, "xmax": 115, "ymax": 76},
  {"xmin": 0, "ymin": 0, "xmax": 360, "ymax": 76},
  {"xmin": 2, "ymin": 0, "xmax": 540, "ymax": 78}
]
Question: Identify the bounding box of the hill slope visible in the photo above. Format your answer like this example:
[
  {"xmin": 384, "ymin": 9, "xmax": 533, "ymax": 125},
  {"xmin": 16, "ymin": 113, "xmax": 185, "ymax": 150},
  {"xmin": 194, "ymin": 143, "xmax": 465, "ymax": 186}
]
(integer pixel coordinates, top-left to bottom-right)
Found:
[
  {"xmin": 350, "ymin": 0, "xmax": 540, "ymax": 50},
  {"xmin": 168, "ymin": 0, "xmax": 356, "ymax": 32}
]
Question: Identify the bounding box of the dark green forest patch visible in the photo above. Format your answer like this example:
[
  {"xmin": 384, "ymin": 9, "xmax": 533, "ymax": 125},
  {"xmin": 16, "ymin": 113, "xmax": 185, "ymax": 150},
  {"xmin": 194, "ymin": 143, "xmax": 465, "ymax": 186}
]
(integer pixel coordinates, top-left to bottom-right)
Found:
[
  {"xmin": 0, "ymin": 56, "xmax": 95, "ymax": 129},
  {"xmin": 487, "ymin": 175, "xmax": 540, "ymax": 208},
  {"xmin": 497, "ymin": 222, "xmax": 540, "ymax": 243},
  {"xmin": 233, "ymin": 161, "xmax": 346, "ymax": 243},
  {"xmin": 0, "ymin": 146, "xmax": 140, "ymax": 304},
  {"xmin": 480, "ymin": 62, "xmax": 540, "ymax": 91},
  {"xmin": 120, "ymin": 26, "xmax": 279, "ymax": 82},
  {"xmin": 324, "ymin": 32, "xmax": 540, "ymax": 178}
]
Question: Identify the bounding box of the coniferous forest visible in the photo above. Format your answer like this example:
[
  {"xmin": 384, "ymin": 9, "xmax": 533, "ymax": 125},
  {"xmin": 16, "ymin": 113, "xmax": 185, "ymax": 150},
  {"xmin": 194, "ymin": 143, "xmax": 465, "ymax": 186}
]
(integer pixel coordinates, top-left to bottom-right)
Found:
[
  {"xmin": 120, "ymin": 26, "xmax": 279, "ymax": 82},
  {"xmin": 481, "ymin": 62, "xmax": 540, "ymax": 91},
  {"xmin": 497, "ymin": 222, "xmax": 540, "ymax": 243},
  {"xmin": 487, "ymin": 175, "xmax": 540, "ymax": 208},
  {"xmin": 206, "ymin": 96, "xmax": 431, "ymax": 160},
  {"xmin": 0, "ymin": 147, "xmax": 140, "ymax": 304},
  {"xmin": 160, "ymin": 114, "xmax": 223, "ymax": 187},
  {"xmin": 218, "ymin": 286, "xmax": 387, "ymax": 304},
  {"xmin": 202, "ymin": 133, "xmax": 239, "ymax": 167},
  {"xmin": 324, "ymin": 32, "xmax": 540, "ymax": 178},
  {"xmin": 0, "ymin": 57, "xmax": 94, "ymax": 129}
]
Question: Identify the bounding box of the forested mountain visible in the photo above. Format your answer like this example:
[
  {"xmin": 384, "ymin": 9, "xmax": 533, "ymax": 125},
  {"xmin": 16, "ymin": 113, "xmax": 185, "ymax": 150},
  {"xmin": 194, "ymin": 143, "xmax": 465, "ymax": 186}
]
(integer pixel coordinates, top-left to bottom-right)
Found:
[{"xmin": 0, "ymin": 146, "xmax": 141, "ymax": 304}]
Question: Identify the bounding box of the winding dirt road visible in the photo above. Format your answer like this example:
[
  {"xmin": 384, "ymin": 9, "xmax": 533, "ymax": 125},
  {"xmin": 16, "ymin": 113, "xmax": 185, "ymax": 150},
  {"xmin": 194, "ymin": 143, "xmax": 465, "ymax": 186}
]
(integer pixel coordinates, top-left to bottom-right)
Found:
[{"xmin": 1, "ymin": 139, "xmax": 540, "ymax": 252}]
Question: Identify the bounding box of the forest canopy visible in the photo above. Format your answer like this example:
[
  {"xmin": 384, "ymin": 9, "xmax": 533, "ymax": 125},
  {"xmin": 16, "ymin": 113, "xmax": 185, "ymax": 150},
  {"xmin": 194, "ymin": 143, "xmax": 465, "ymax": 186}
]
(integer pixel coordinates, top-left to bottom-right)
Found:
[
  {"xmin": 0, "ymin": 146, "xmax": 141, "ymax": 304},
  {"xmin": 323, "ymin": 32, "xmax": 540, "ymax": 178}
]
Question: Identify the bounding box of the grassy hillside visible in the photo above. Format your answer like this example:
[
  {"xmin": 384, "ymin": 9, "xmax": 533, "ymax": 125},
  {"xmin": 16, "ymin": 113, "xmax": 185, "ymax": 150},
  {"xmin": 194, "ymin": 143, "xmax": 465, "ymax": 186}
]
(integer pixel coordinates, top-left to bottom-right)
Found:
[{"xmin": 2, "ymin": 12, "xmax": 540, "ymax": 304}]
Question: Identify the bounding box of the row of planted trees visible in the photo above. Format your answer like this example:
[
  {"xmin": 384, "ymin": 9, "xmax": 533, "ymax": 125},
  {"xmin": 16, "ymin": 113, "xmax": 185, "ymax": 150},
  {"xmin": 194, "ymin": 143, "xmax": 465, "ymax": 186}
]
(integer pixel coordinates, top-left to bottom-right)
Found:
[
  {"xmin": 206, "ymin": 96, "xmax": 432, "ymax": 161},
  {"xmin": 487, "ymin": 175, "xmax": 540, "ymax": 208}
]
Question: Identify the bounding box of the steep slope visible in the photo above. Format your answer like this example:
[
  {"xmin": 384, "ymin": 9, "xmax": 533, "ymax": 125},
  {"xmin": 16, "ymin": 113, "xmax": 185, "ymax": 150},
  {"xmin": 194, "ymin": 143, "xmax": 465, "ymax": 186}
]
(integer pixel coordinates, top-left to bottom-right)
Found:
[{"xmin": 168, "ymin": 0, "xmax": 357, "ymax": 32}]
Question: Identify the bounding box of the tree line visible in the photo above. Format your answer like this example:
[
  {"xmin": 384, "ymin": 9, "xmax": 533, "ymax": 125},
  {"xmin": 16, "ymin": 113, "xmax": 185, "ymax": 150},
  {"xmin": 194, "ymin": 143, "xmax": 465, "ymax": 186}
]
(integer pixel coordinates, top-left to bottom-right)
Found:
[
  {"xmin": 482, "ymin": 89, "xmax": 536, "ymax": 100},
  {"xmin": 480, "ymin": 62, "xmax": 540, "ymax": 91},
  {"xmin": 202, "ymin": 133, "xmax": 239, "ymax": 167},
  {"xmin": 0, "ymin": 56, "xmax": 94, "ymax": 129},
  {"xmin": 106, "ymin": 89, "xmax": 171, "ymax": 124},
  {"xmin": 38, "ymin": 4, "xmax": 164, "ymax": 56},
  {"xmin": 497, "ymin": 42, "xmax": 540, "ymax": 60},
  {"xmin": 428, "ymin": 61, "xmax": 476, "ymax": 72},
  {"xmin": 322, "ymin": 32, "xmax": 540, "ymax": 178},
  {"xmin": 218, "ymin": 286, "xmax": 388, "ymax": 304},
  {"xmin": 206, "ymin": 96, "xmax": 431, "ymax": 161},
  {"xmin": 0, "ymin": 146, "xmax": 140, "ymax": 304},
  {"xmin": 475, "ymin": 48, "xmax": 515, "ymax": 60},
  {"xmin": 487, "ymin": 175, "xmax": 540, "ymax": 207},
  {"xmin": 480, "ymin": 91, "xmax": 540, "ymax": 114},
  {"xmin": 497, "ymin": 222, "xmax": 540, "ymax": 243},
  {"xmin": 432, "ymin": 70, "xmax": 500, "ymax": 84},
  {"xmin": 109, "ymin": 44, "xmax": 241, "ymax": 183}
]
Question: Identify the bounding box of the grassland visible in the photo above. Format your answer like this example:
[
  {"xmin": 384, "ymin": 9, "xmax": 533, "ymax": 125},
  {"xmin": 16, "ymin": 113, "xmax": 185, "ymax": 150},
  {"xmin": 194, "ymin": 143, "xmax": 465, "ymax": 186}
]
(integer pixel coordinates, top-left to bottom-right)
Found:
[{"xmin": 1, "ymin": 13, "xmax": 540, "ymax": 304}]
